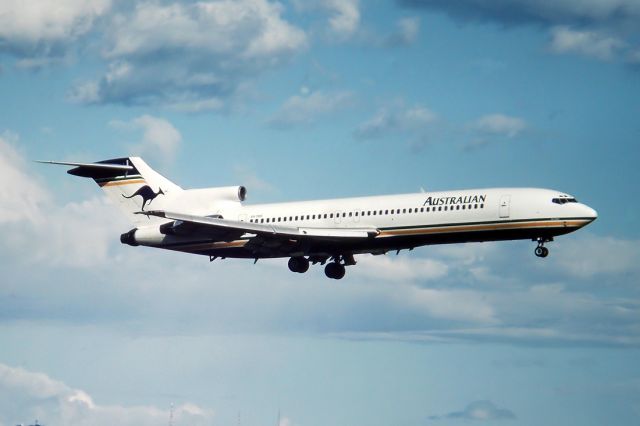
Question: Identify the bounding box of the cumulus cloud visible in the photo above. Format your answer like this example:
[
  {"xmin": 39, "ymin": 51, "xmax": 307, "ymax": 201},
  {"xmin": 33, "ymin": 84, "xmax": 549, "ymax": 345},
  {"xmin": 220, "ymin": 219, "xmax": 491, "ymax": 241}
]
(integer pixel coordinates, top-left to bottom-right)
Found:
[
  {"xmin": 3, "ymin": 129, "xmax": 640, "ymax": 347},
  {"xmin": 0, "ymin": 131, "xmax": 126, "ymax": 268},
  {"xmin": 0, "ymin": 363, "xmax": 213, "ymax": 426},
  {"xmin": 430, "ymin": 400, "xmax": 516, "ymax": 421},
  {"xmin": 110, "ymin": 114, "xmax": 182, "ymax": 163},
  {"xmin": 549, "ymin": 26, "xmax": 626, "ymax": 60},
  {"xmin": 399, "ymin": 0, "xmax": 640, "ymax": 29},
  {"xmin": 70, "ymin": 0, "xmax": 307, "ymax": 110},
  {"xmin": 0, "ymin": 0, "xmax": 110, "ymax": 66},
  {"xmin": 472, "ymin": 114, "xmax": 527, "ymax": 137},
  {"xmin": 0, "ymin": 132, "xmax": 50, "ymax": 223},
  {"xmin": 552, "ymin": 234, "xmax": 640, "ymax": 279},
  {"xmin": 268, "ymin": 89, "xmax": 354, "ymax": 128},
  {"xmin": 354, "ymin": 255, "xmax": 448, "ymax": 282},
  {"xmin": 400, "ymin": 0, "xmax": 640, "ymax": 63},
  {"xmin": 355, "ymin": 103, "xmax": 438, "ymax": 147},
  {"xmin": 465, "ymin": 113, "xmax": 527, "ymax": 149},
  {"xmin": 324, "ymin": 0, "xmax": 361, "ymax": 38},
  {"xmin": 387, "ymin": 17, "xmax": 421, "ymax": 46}
]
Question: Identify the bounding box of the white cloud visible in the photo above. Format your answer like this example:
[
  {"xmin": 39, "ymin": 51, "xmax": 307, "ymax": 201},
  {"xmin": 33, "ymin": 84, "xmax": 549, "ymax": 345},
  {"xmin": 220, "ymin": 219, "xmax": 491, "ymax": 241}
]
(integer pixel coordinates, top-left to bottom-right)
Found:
[
  {"xmin": 400, "ymin": 0, "xmax": 640, "ymax": 28},
  {"xmin": 552, "ymin": 234, "xmax": 640, "ymax": 279},
  {"xmin": 355, "ymin": 254, "xmax": 448, "ymax": 282},
  {"xmin": 382, "ymin": 17, "xmax": 421, "ymax": 46},
  {"xmin": 0, "ymin": 132, "xmax": 50, "ymax": 224},
  {"xmin": 355, "ymin": 103, "xmax": 438, "ymax": 146},
  {"xmin": 472, "ymin": 114, "xmax": 527, "ymax": 138},
  {"xmin": 110, "ymin": 115, "xmax": 182, "ymax": 163},
  {"xmin": 549, "ymin": 26, "xmax": 625, "ymax": 60},
  {"xmin": 434, "ymin": 400, "xmax": 516, "ymax": 421},
  {"xmin": 0, "ymin": 363, "xmax": 213, "ymax": 426},
  {"xmin": 324, "ymin": 0, "xmax": 360, "ymax": 38},
  {"xmin": 627, "ymin": 48, "xmax": 640, "ymax": 63},
  {"xmin": 465, "ymin": 113, "xmax": 527, "ymax": 149},
  {"xmin": 233, "ymin": 165, "xmax": 276, "ymax": 193},
  {"xmin": 0, "ymin": 0, "xmax": 110, "ymax": 63},
  {"xmin": 72, "ymin": 0, "xmax": 307, "ymax": 110},
  {"xmin": 0, "ymin": 131, "xmax": 126, "ymax": 268},
  {"xmin": 406, "ymin": 287, "xmax": 498, "ymax": 324},
  {"xmin": 279, "ymin": 416, "xmax": 293, "ymax": 426},
  {"xmin": 268, "ymin": 89, "xmax": 354, "ymax": 127}
]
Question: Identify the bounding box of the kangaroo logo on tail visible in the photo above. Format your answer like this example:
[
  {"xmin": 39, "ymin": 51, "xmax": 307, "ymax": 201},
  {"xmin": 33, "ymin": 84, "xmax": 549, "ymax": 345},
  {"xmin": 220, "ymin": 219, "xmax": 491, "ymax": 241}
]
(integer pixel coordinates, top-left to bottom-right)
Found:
[{"xmin": 122, "ymin": 185, "xmax": 165, "ymax": 211}]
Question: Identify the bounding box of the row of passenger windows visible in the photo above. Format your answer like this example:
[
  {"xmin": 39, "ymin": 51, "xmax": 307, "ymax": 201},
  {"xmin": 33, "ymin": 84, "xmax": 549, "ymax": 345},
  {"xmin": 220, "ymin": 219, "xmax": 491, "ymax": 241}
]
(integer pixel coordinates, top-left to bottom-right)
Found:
[{"xmin": 248, "ymin": 203, "xmax": 485, "ymax": 224}]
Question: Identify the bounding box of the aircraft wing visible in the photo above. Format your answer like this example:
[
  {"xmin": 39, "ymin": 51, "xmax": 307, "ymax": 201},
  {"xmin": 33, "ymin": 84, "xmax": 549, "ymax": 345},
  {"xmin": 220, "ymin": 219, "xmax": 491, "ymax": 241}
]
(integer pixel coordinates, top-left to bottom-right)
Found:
[{"xmin": 142, "ymin": 210, "xmax": 380, "ymax": 241}]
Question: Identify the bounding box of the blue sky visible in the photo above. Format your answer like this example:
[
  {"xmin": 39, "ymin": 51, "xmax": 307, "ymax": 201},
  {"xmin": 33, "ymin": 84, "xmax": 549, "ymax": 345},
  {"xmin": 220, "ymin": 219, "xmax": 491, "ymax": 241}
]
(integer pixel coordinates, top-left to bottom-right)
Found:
[{"xmin": 1, "ymin": 0, "xmax": 639, "ymax": 425}]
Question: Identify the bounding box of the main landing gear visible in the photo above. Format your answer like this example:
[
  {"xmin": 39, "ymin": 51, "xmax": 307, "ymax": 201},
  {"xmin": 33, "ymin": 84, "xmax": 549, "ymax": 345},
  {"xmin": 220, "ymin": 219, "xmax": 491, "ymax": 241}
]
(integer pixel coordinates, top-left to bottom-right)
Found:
[
  {"xmin": 534, "ymin": 237, "xmax": 552, "ymax": 258},
  {"xmin": 324, "ymin": 262, "xmax": 345, "ymax": 280},
  {"xmin": 287, "ymin": 254, "xmax": 355, "ymax": 279},
  {"xmin": 288, "ymin": 256, "xmax": 309, "ymax": 273},
  {"xmin": 324, "ymin": 254, "xmax": 355, "ymax": 280}
]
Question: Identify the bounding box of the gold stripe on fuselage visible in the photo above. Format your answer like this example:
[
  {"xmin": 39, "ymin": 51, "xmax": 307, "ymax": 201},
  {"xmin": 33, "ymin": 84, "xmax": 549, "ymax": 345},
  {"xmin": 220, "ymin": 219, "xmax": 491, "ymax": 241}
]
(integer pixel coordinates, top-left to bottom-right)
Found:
[{"xmin": 377, "ymin": 219, "xmax": 591, "ymax": 237}]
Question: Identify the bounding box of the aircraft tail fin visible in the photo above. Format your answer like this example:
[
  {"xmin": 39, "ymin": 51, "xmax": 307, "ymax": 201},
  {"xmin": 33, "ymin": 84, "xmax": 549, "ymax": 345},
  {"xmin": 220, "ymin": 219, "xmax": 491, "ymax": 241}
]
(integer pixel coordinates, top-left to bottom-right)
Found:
[{"xmin": 38, "ymin": 157, "xmax": 182, "ymax": 226}]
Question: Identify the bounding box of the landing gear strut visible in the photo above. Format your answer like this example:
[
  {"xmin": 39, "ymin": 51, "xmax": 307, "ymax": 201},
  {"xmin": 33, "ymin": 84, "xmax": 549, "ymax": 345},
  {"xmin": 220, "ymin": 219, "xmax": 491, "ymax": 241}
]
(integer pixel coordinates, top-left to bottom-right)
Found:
[
  {"xmin": 534, "ymin": 237, "xmax": 552, "ymax": 258},
  {"xmin": 288, "ymin": 256, "xmax": 310, "ymax": 273}
]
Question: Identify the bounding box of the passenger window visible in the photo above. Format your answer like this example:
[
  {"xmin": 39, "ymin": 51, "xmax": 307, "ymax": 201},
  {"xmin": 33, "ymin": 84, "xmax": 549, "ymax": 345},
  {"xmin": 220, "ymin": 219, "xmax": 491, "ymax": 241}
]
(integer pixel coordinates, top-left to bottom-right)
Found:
[
  {"xmin": 373, "ymin": 211, "xmax": 377, "ymax": 215},
  {"xmin": 480, "ymin": 204, "xmax": 484, "ymax": 209},
  {"xmin": 456, "ymin": 205, "xmax": 460, "ymax": 210},
  {"xmin": 438, "ymin": 206, "xmax": 442, "ymax": 211},
  {"xmin": 385, "ymin": 210, "xmax": 389, "ymax": 214}
]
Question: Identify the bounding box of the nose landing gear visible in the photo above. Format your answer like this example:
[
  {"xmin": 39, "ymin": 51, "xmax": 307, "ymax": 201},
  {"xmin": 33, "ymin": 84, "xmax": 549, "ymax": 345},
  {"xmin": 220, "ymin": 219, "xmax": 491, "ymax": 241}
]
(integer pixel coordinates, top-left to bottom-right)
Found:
[{"xmin": 534, "ymin": 237, "xmax": 552, "ymax": 258}]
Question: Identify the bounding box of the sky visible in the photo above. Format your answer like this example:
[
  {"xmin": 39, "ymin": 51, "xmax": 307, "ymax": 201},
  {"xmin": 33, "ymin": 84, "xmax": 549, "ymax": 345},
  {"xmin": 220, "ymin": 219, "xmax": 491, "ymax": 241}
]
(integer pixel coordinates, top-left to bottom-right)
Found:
[{"xmin": 0, "ymin": 0, "xmax": 639, "ymax": 425}]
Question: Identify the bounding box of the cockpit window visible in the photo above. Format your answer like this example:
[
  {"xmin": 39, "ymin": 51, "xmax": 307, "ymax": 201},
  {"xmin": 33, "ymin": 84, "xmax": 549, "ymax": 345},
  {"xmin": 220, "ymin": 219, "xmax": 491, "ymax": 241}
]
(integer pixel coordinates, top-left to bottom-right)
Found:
[{"xmin": 552, "ymin": 197, "xmax": 578, "ymax": 204}]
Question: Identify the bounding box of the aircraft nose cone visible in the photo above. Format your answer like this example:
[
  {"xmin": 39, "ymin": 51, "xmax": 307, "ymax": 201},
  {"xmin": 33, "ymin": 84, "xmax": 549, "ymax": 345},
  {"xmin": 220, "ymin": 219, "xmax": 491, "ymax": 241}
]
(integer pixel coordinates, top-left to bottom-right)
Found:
[{"xmin": 584, "ymin": 205, "xmax": 598, "ymax": 221}]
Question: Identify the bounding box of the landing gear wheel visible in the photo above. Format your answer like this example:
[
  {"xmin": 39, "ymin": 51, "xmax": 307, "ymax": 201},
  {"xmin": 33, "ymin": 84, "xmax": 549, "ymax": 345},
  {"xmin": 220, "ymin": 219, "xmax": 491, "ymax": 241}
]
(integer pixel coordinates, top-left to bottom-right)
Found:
[
  {"xmin": 288, "ymin": 256, "xmax": 310, "ymax": 273},
  {"xmin": 534, "ymin": 246, "xmax": 549, "ymax": 258},
  {"xmin": 324, "ymin": 262, "xmax": 346, "ymax": 280}
]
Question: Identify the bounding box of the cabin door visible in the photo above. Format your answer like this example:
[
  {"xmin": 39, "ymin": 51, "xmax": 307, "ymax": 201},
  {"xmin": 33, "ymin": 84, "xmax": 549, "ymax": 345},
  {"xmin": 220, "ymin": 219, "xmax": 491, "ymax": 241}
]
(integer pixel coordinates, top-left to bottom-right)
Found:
[{"xmin": 499, "ymin": 195, "xmax": 510, "ymax": 218}]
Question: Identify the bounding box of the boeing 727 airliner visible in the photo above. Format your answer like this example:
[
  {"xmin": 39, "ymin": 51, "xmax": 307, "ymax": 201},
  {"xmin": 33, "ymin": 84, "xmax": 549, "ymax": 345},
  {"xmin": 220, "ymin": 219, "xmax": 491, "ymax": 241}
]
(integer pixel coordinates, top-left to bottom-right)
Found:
[{"xmin": 41, "ymin": 157, "xmax": 597, "ymax": 279}]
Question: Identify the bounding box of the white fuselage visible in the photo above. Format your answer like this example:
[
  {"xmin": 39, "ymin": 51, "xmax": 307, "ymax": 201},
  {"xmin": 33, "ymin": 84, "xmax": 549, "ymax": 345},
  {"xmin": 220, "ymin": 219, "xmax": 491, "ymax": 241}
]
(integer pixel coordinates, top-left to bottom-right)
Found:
[{"xmin": 136, "ymin": 187, "xmax": 597, "ymax": 259}]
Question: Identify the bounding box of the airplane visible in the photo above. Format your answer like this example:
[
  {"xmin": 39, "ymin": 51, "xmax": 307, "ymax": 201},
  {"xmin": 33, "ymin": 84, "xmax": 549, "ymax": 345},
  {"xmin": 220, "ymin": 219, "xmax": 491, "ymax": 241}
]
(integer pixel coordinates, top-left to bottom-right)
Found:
[{"xmin": 40, "ymin": 157, "xmax": 598, "ymax": 279}]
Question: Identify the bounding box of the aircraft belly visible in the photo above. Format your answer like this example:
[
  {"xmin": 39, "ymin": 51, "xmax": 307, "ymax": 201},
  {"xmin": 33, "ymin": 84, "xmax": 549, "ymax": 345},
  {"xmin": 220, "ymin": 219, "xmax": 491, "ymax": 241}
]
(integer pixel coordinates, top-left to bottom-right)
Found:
[{"xmin": 155, "ymin": 218, "xmax": 590, "ymax": 259}]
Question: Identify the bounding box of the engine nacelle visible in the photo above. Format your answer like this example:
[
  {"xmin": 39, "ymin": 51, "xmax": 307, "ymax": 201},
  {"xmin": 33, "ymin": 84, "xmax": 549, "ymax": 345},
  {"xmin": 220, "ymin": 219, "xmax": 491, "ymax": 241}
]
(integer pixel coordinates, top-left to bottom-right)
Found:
[
  {"xmin": 163, "ymin": 185, "xmax": 246, "ymax": 215},
  {"xmin": 120, "ymin": 226, "xmax": 167, "ymax": 246}
]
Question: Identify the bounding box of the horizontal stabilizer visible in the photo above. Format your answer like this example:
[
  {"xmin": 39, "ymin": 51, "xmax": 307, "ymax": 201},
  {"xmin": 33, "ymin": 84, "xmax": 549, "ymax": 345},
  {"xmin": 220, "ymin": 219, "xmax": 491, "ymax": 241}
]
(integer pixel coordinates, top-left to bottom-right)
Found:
[{"xmin": 36, "ymin": 159, "xmax": 136, "ymax": 178}]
